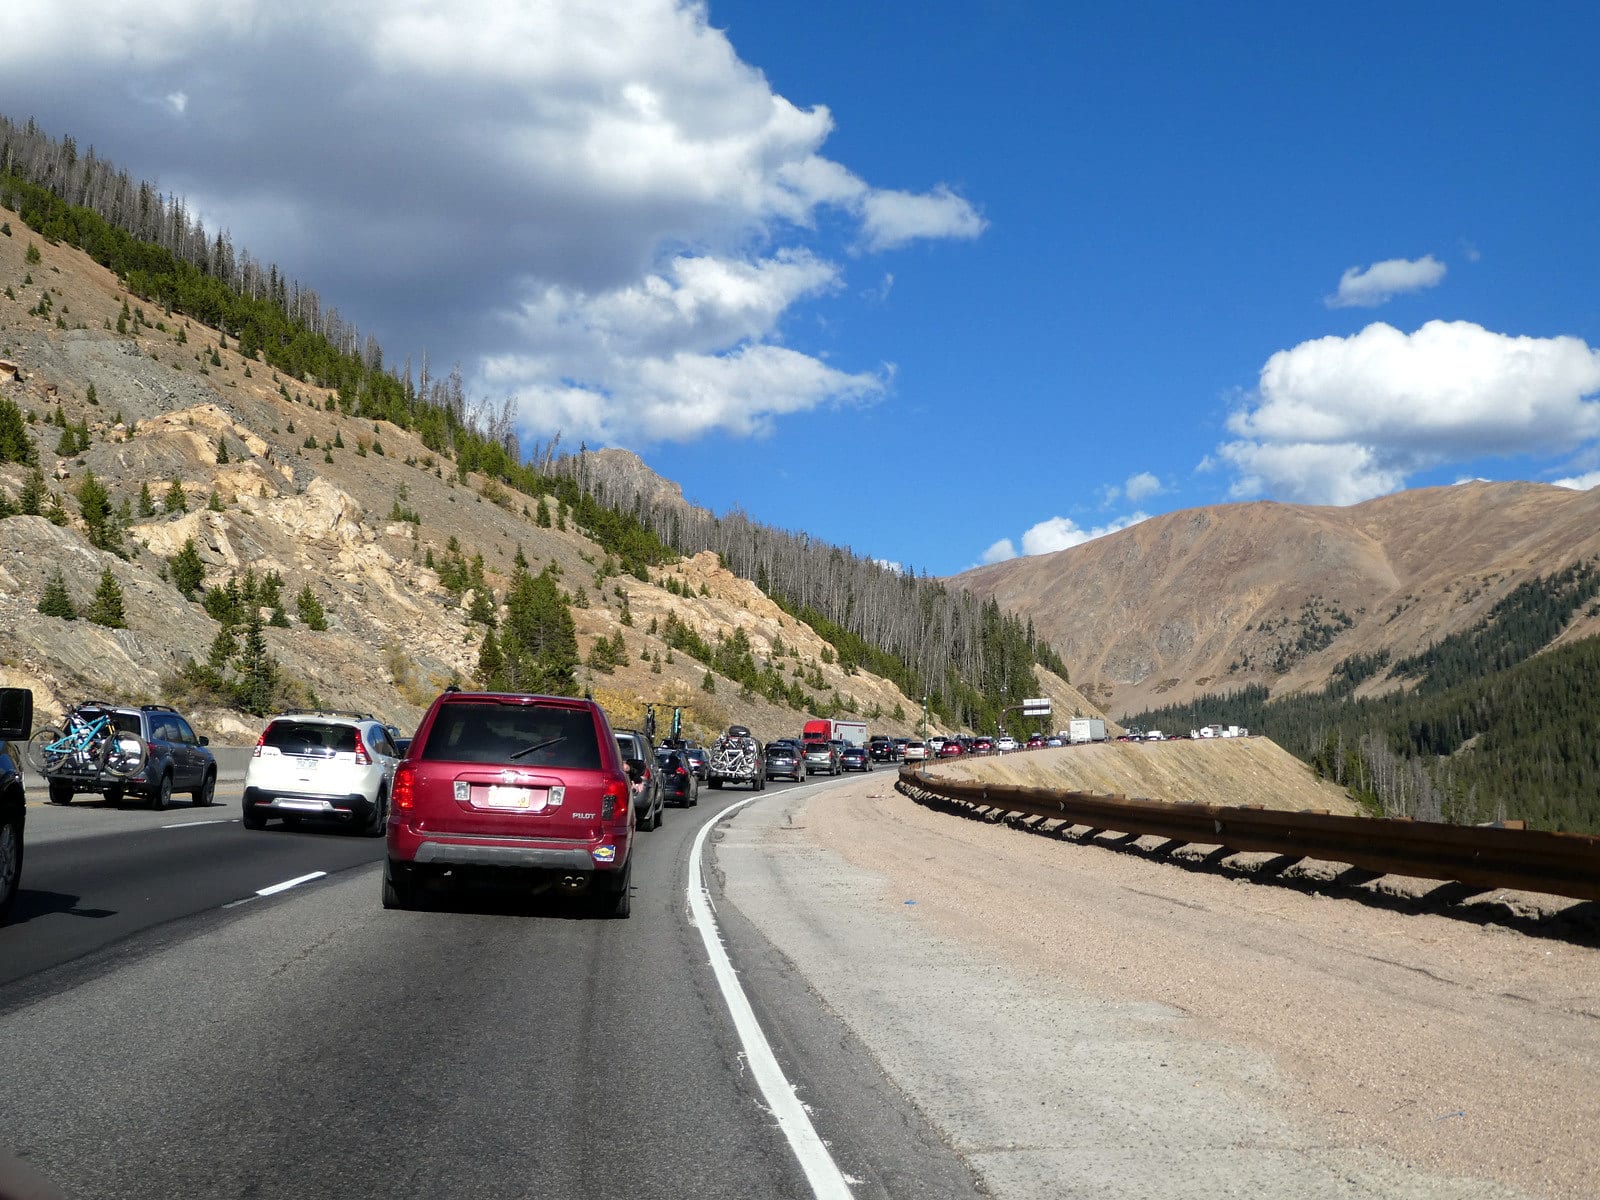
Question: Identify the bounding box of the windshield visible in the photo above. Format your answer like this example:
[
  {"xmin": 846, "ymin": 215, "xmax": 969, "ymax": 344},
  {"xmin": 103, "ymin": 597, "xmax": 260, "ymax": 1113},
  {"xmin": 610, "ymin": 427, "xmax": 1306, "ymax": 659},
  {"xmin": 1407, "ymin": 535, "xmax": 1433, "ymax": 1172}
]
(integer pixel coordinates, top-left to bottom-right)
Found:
[{"xmin": 420, "ymin": 702, "xmax": 601, "ymax": 768}]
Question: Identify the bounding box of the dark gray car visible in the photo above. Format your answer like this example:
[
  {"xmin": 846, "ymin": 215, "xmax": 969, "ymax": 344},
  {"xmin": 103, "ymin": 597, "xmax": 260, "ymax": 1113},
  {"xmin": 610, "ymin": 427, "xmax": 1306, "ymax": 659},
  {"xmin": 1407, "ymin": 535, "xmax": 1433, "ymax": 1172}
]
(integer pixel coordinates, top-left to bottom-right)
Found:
[
  {"xmin": 46, "ymin": 702, "xmax": 216, "ymax": 810},
  {"xmin": 614, "ymin": 728, "xmax": 664, "ymax": 831}
]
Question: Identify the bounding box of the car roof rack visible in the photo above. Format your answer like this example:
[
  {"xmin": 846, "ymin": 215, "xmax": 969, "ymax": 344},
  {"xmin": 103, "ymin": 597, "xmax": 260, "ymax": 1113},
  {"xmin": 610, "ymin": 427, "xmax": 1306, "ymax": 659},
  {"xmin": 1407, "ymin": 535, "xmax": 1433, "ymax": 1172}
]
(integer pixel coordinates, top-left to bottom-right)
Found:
[
  {"xmin": 274, "ymin": 709, "xmax": 376, "ymax": 721},
  {"xmin": 140, "ymin": 703, "xmax": 178, "ymax": 713}
]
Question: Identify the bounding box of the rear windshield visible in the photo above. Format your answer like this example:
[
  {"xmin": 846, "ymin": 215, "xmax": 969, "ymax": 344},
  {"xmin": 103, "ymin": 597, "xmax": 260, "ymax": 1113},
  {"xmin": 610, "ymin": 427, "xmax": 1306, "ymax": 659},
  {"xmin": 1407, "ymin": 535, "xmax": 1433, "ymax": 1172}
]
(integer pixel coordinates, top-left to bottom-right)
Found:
[
  {"xmin": 264, "ymin": 720, "xmax": 358, "ymax": 754},
  {"xmin": 420, "ymin": 701, "xmax": 602, "ymax": 769},
  {"xmin": 75, "ymin": 709, "xmax": 141, "ymax": 735}
]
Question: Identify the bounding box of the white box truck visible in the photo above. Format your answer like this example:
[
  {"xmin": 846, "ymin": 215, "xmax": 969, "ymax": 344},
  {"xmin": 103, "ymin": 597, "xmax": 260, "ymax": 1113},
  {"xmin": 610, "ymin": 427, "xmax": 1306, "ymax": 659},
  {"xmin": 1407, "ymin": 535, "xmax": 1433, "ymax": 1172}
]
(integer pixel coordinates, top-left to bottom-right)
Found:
[{"xmin": 1067, "ymin": 718, "xmax": 1106, "ymax": 744}]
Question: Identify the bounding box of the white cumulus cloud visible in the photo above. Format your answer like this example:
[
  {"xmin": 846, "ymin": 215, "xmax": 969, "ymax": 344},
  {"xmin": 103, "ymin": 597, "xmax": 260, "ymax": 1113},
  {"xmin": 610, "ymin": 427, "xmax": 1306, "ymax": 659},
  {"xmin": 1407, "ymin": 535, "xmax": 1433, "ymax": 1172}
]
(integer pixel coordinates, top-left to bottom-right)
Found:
[
  {"xmin": 0, "ymin": 0, "xmax": 981, "ymax": 450},
  {"xmin": 1553, "ymin": 470, "xmax": 1600, "ymax": 490},
  {"xmin": 1326, "ymin": 255, "xmax": 1447, "ymax": 309},
  {"xmin": 1220, "ymin": 320, "xmax": 1600, "ymax": 504},
  {"xmin": 980, "ymin": 538, "xmax": 1017, "ymax": 564},
  {"xmin": 979, "ymin": 513, "xmax": 1149, "ymax": 564},
  {"xmin": 1122, "ymin": 471, "xmax": 1162, "ymax": 503}
]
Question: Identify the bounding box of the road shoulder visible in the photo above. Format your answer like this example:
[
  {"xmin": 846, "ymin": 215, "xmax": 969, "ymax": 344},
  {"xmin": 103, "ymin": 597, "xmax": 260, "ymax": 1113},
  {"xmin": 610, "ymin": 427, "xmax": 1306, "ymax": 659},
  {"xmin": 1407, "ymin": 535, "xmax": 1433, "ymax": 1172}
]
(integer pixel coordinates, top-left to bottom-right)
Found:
[{"xmin": 714, "ymin": 774, "xmax": 1558, "ymax": 1199}]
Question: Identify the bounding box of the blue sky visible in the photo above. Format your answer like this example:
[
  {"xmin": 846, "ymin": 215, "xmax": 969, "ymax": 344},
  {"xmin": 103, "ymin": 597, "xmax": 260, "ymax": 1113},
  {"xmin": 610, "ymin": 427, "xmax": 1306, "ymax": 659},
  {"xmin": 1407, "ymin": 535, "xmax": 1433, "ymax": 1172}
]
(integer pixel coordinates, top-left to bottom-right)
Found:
[{"xmin": 3, "ymin": 1, "xmax": 1599, "ymax": 576}]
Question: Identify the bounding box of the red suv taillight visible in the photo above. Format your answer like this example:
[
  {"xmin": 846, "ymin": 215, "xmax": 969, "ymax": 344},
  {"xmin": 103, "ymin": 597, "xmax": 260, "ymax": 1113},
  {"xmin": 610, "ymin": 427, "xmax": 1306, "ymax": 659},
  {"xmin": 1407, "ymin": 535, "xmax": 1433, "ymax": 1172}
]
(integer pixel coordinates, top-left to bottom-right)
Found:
[
  {"xmin": 353, "ymin": 730, "xmax": 371, "ymax": 765},
  {"xmin": 601, "ymin": 778, "xmax": 628, "ymax": 821},
  {"xmin": 394, "ymin": 763, "xmax": 416, "ymax": 811}
]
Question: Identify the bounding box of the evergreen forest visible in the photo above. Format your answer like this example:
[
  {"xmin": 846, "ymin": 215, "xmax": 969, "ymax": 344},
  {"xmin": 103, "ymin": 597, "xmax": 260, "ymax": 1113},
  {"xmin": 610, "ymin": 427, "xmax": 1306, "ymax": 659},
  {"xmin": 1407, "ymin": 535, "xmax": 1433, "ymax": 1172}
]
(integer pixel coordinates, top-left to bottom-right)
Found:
[{"xmin": 1125, "ymin": 563, "xmax": 1600, "ymax": 832}]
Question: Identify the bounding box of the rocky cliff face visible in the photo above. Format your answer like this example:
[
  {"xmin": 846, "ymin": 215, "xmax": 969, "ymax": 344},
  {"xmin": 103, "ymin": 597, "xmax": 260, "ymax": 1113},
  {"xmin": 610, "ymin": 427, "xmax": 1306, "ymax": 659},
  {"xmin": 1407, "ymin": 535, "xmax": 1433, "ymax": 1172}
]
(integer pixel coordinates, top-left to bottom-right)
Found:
[{"xmin": 0, "ymin": 208, "xmax": 981, "ymax": 744}]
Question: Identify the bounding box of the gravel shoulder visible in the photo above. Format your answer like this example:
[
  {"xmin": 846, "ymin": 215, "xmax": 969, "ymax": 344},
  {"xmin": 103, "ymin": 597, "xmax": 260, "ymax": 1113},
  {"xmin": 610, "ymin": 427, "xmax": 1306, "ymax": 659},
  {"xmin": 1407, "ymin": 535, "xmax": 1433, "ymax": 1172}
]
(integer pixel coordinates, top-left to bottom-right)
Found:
[{"xmin": 715, "ymin": 770, "xmax": 1600, "ymax": 1200}]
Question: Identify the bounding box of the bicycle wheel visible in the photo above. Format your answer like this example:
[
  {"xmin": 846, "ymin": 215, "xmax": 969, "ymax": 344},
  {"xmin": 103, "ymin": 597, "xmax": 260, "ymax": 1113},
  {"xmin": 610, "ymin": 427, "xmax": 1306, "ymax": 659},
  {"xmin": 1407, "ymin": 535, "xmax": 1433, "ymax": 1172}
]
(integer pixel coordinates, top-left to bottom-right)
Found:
[
  {"xmin": 98, "ymin": 732, "xmax": 148, "ymax": 779},
  {"xmin": 26, "ymin": 728, "xmax": 68, "ymax": 775}
]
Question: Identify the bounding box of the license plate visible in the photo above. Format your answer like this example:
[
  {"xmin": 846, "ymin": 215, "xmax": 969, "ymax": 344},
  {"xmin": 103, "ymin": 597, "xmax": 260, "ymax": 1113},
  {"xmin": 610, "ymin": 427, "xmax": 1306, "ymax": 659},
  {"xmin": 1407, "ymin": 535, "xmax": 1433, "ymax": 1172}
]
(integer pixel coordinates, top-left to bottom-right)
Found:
[{"xmin": 483, "ymin": 785, "xmax": 538, "ymax": 810}]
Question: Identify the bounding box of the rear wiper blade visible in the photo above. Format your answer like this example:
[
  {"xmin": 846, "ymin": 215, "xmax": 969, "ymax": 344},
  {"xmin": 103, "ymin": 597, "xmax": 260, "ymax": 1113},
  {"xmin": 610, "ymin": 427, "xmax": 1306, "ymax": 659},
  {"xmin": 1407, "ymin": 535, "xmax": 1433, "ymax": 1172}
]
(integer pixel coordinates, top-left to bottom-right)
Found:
[{"xmin": 510, "ymin": 736, "xmax": 565, "ymax": 760}]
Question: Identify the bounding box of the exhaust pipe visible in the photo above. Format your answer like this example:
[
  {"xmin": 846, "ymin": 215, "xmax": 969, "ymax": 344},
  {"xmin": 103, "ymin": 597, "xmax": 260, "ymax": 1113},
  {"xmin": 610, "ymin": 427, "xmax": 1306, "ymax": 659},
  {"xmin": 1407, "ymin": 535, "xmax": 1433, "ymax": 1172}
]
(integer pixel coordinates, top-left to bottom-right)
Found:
[{"xmin": 557, "ymin": 874, "xmax": 590, "ymax": 894}]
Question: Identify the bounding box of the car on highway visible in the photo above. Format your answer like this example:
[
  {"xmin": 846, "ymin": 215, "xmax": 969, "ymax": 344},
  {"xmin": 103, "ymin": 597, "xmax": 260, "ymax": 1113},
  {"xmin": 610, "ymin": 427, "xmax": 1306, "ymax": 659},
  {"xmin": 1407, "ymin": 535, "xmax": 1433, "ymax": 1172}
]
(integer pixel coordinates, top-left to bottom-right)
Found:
[
  {"xmin": 42, "ymin": 701, "xmax": 218, "ymax": 810},
  {"xmin": 683, "ymin": 746, "xmax": 709, "ymax": 780},
  {"xmin": 614, "ymin": 728, "xmax": 663, "ymax": 831},
  {"xmin": 996, "ymin": 735, "xmax": 1018, "ymax": 752},
  {"xmin": 1045, "ymin": 735, "xmax": 1065, "ymax": 747},
  {"xmin": 1, "ymin": 686, "xmax": 33, "ymax": 925},
  {"xmin": 1026, "ymin": 734, "xmax": 1046, "ymax": 749},
  {"xmin": 802, "ymin": 740, "xmax": 840, "ymax": 776},
  {"xmin": 936, "ymin": 740, "xmax": 964, "ymax": 758},
  {"xmin": 839, "ymin": 744, "xmax": 871, "ymax": 772},
  {"xmin": 655, "ymin": 747, "xmax": 700, "ymax": 807},
  {"xmin": 242, "ymin": 710, "xmax": 402, "ymax": 834},
  {"xmin": 901, "ymin": 740, "xmax": 928, "ymax": 762},
  {"xmin": 867, "ymin": 735, "xmax": 897, "ymax": 762},
  {"xmin": 764, "ymin": 742, "xmax": 805, "ymax": 781},
  {"xmin": 383, "ymin": 690, "xmax": 635, "ymax": 916},
  {"xmin": 971, "ymin": 737, "xmax": 994, "ymax": 753}
]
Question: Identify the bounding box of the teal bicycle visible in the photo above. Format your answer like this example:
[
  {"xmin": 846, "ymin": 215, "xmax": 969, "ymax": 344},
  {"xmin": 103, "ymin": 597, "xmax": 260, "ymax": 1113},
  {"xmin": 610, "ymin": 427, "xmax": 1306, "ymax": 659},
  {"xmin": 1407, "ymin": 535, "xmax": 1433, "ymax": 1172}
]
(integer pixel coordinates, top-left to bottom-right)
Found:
[{"xmin": 25, "ymin": 705, "xmax": 147, "ymax": 778}]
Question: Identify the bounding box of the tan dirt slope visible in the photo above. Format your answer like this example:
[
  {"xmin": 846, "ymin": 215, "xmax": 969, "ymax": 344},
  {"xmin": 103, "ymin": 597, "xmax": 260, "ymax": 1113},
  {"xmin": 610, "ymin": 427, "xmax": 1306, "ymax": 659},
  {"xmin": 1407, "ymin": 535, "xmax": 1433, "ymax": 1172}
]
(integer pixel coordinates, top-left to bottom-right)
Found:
[{"xmin": 925, "ymin": 738, "xmax": 1364, "ymax": 815}]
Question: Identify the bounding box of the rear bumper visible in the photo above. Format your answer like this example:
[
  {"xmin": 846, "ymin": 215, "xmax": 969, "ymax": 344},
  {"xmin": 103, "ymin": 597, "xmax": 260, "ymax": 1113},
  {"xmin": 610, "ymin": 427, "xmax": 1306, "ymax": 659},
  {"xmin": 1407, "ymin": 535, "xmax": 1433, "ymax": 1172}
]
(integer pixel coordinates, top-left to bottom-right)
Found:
[
  {"xmin": 243, "ymin": 786, "xmax": 378, "ymax": 823},
  {"xmin": 388, "ymin": 823, "xmax": 628, "ymax": 878}
]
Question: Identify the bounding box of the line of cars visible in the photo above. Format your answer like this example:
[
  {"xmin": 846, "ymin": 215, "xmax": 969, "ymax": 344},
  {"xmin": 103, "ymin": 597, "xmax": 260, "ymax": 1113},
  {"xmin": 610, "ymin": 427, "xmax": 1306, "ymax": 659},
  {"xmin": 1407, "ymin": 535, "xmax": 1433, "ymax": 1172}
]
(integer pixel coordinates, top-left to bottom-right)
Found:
[{"xmin": 763, "ymin": 736, "xmax": 879, "ymax": 780}]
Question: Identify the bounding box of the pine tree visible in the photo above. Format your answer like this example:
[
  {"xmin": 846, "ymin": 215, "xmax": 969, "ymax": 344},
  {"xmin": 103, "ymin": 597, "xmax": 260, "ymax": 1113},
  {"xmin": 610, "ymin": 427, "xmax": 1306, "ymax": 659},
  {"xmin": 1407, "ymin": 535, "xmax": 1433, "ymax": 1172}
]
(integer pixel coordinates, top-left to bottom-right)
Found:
[
  {"xmin": 295, "ymin": 584, "xmax": 328, "ymax": 631},
  {"xmin": 467, "ymin": 588, "xmax": 497, "ymax": 627},
  {"xmin": 477, "ymin": 629, "xmax": 505, "ymax": 689},
  {"xmin": 215, "ymin": 435, "xmax": 230, "ymax": 464},
  {"xmin": 170, "ymin": 537, "xmax": 205, "ymax": 599},
  {"xmin": 207, "ymin": 488, "xmax": 223, "ymax": 512},
  {"xmin": 87, "ymin": 568, "xmax": 126, "ymax": 628},
  {"xmin": 232, "ymin": 610, "xmax": 278, "ymax": 716},
  {"xmin": 499, "ymin": 567, "xmax": 579, "ymax": 695},
  {"xmin": 37, "ymin": 569, "xmax": 77, "ymax": 620},
  {"xmin": 701, "ymin": 670, "xmax": 716, "ymax": 693},
  {"xmin": 45, "ymin": 491, "xmax": 69, "ymax": 526},
  {"xmin": 18, "ymin": 467, "xmax": 46, "ymax": 515},
  {"xmin": 164, "ymin": 475, "xmax": 188, "ymax": 513},
  {"xmin": 0, "ymin": 398, "xmax": 34, "ymax": 465},
  {"xmin": 535, "ymin": 497, "xmax": 551, "ymax": 528},
  {"xmin": 136, "ymin": 481, "xmax": 156, "ymax": 516}
]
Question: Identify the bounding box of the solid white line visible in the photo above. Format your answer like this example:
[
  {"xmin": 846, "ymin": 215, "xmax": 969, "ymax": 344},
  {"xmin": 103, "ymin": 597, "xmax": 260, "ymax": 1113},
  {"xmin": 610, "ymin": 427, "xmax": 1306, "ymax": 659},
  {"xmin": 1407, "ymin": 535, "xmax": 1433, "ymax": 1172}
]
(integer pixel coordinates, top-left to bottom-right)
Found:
[
  {"xmin": 161, "ymin": 819, "xmax": 238, "ymax": 829},
  {"xmin": 688, "ymin": 794, "xmax": 854, "ymax": 1200},
  {"xmin": 256, "ymin": 871, "xmax": 327, "ymax": 897}
]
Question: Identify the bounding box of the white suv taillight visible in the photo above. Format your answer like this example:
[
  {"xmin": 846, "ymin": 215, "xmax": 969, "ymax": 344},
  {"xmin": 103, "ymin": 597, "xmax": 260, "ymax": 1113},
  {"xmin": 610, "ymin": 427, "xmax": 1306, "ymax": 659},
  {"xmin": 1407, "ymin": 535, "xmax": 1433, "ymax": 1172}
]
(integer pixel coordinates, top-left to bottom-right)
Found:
[
  {"xmin": 353, "ymin": 730, "xmax": 371, "ymax": 765},
  {"xmin": 252, "ymin": 728, "xmax": 267, "ymax": 758}
]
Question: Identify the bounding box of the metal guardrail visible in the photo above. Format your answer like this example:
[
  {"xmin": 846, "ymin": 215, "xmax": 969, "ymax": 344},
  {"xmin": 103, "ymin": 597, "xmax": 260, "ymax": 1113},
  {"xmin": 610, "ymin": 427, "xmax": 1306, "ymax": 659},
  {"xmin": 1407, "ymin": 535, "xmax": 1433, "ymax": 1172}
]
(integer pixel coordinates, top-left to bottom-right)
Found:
[{"xmin": 897, "ymin": 763, "xmax": 1600, "ymax": 903}]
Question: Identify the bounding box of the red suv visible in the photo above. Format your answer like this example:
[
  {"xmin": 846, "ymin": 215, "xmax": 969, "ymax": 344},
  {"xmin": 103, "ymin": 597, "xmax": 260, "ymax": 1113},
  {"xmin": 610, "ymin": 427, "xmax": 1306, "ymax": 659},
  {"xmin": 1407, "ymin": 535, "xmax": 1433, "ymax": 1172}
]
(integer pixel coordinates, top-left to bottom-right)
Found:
[{"xmin": 383, "ymin": 691, "xmax": 636, "ymax": 917}]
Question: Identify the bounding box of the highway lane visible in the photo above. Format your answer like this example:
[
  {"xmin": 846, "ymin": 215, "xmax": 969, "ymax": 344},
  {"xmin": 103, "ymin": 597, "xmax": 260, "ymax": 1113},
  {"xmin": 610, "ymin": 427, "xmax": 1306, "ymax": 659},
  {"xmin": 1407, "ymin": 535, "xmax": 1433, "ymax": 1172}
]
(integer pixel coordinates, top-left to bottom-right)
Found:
[
  {"xmin": 4, "ymin": 783, "xmax": 384, "ymax": 990},
  {"xmin": 2, "ymin": 767, "xmax": 975, "ymax": 1199}
]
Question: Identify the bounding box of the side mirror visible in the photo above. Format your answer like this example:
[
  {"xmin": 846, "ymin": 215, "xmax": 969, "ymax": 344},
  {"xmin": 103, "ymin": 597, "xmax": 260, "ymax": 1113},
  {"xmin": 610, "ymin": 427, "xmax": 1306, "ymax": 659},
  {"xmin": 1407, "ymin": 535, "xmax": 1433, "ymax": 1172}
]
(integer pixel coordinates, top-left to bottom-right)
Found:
[
  {"xmin": 0, "ymin": 687, "xmax": 33, "ymax": 741},
  {"xmin": 625, "ymin": 758, "xmax": 646, "ymax": 783},
  {"xmin": 198, "ymin": 735, "xmax": 210, "ymax": 747}
]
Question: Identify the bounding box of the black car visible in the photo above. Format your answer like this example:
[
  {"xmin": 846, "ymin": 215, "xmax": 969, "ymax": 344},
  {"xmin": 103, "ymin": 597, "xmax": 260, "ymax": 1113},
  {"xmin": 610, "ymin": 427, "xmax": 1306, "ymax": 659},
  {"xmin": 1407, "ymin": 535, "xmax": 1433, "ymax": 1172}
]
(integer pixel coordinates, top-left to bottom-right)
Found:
[
  {"xmin": 764, "ymin": 743, "xmax": 804, "ymax": 781},
  {"xmin": 1, "ymin": 687, "xmax": 34, "ymax": 924},
  {"xmin": 839, "ymin": 745, "xmax": 872, "ymax": 772},
  {"xmin": 43, "ymin": 701, "xmax": 217, "ymax": 810},
  {"xmin": 655, "ymin": 748, "xmax": 700, "ymax": 807},
  {"xmin": 682, "ymin": 746, "xmax": 709, "ymax": 780},
  {"xmin": 614, "ymin": 728, "xmax": 664, "ymax": 831},
  {"xmin": 868, "ymin": 735, "xmax": 897, "ymax": 762}
]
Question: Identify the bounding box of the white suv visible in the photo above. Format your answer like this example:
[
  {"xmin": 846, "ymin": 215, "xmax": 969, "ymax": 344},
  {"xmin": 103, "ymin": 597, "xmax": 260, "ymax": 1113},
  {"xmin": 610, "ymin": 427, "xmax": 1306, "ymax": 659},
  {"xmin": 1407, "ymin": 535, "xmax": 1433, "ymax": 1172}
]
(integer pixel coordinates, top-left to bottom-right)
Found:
[{"xmin": 242, "ymin": 712, "xmax": 402, "ymax": 835}]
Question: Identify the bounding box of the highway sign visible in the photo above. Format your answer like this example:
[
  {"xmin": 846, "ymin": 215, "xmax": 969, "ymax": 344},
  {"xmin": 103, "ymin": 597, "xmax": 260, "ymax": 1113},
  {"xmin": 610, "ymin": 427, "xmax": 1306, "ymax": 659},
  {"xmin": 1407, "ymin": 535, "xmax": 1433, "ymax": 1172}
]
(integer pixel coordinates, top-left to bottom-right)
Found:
[{"xmin": 1022, "ymin": 697, "xmax": 1052, "ymax": 716}]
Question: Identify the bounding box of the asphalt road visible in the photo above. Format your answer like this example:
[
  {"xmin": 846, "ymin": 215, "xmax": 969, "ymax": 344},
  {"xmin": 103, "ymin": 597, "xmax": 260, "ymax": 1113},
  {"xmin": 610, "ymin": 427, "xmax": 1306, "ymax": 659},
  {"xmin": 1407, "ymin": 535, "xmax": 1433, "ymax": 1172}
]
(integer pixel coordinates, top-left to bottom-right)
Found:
[{"xmin": 1, "ymin": 766, "xmax": 976, "ymax": 1200}]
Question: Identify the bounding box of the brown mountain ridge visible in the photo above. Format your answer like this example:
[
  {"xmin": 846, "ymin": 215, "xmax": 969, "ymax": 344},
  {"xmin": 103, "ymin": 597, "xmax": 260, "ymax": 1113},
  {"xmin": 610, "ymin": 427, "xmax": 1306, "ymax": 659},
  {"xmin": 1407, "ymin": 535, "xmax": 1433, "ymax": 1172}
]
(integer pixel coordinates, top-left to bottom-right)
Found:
[{"xmin": 952, "ymin": 483, "xmax": 1600, "ymax": 718}]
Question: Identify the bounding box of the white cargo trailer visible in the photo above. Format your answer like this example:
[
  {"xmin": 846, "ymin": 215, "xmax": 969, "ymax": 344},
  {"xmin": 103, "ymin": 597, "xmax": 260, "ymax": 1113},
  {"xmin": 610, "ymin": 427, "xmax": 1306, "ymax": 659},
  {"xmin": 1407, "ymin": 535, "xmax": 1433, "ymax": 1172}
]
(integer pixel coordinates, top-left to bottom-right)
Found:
[{"xmin": 1067, "ymin": 718, "xmax": 1107, "ymax": 744}]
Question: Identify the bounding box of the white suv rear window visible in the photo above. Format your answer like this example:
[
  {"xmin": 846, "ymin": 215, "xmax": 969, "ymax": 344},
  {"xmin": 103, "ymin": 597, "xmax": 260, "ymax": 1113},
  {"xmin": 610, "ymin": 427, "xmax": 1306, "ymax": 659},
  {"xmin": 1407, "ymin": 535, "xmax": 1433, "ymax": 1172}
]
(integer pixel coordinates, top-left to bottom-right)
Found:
[{"xmin": 264, "ymin": 720, "xmax": 359, "ymax": 755}]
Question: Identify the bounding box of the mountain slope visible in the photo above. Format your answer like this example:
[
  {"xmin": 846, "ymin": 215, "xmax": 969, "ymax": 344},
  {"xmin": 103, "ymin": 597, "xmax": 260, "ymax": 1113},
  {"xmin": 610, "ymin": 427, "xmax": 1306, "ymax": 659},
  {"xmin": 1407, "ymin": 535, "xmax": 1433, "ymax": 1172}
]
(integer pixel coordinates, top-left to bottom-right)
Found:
[
  {"xmin": 953, "ymin": 485, "xmax": 1600, "ymax": 717},
  {"xmin": 0, "ymin": 207, "xmax": 972, "ymax": 742}
]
